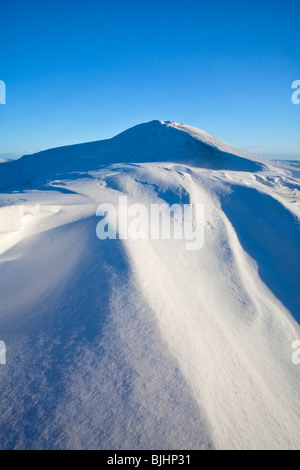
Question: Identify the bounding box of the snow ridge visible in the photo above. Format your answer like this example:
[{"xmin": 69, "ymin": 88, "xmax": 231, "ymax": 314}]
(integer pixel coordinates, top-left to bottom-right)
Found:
[{"xmin": 0, "ymin": 121, "xmax": 299, "ymax": 450}]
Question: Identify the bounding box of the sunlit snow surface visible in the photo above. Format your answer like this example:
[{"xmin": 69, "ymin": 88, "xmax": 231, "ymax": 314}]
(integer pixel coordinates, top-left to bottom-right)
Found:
[{"xmin": 0, "ymin": 121, "xmax": 299, "ymax": 449}]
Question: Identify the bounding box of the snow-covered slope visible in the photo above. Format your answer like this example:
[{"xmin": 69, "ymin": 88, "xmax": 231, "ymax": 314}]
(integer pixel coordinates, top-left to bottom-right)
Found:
[
  {"xmin": 0, "ymin": 121, "xmax": 299, "ymax": 450},
  {"xmin": 0, "ymin": 121, "xmax": 265, "ymax": 193}
]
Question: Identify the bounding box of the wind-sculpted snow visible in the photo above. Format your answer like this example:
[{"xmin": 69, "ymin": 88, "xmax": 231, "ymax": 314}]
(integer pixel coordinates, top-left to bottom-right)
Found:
[
  {"xmin": 0, "ymin": 122, "xmax": 299, "ymax": 449},
  {"xmin": 221, "ymin": 185, "xmax": 300, "ymax": 322},
  {"xmin": 0, "ymin": 120, "xmax": 265, "ymax": 193}
]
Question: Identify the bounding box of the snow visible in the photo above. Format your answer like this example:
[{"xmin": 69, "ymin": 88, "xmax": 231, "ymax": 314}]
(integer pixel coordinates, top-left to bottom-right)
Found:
[{"xmin": 0, "ymin": 120, "xmax": 299, "ymax": 450}]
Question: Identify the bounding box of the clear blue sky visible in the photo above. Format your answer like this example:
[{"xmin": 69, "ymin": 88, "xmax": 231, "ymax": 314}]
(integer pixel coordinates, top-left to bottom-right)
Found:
[{"xmin": 1, "ymin": 0, "xmax": 299, "ymax": 160}]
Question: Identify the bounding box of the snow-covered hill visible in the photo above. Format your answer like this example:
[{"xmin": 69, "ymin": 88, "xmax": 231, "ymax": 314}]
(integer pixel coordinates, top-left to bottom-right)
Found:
[
  {"xmin": 0, "ymin": 120, "xmax": 266, "ymax": 193},
  {"xmin": 0, "ymin": 121, "xmax": 299, "ymax": 450}
]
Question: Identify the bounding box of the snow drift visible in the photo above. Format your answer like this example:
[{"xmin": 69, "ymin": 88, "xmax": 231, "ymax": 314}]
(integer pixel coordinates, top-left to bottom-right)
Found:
[
  {"xmin": 0, "ymin": 120, "xmax": 265, "ymax": 193},
  {"xmin": 0, "ymin": 120, "xmax": 299, "ymax": 450}
]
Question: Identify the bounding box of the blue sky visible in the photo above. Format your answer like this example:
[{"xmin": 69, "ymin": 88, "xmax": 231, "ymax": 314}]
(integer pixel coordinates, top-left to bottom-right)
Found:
[{"xmin": 0, "ymin": 0, "xmax": 299, "ymax": 160}]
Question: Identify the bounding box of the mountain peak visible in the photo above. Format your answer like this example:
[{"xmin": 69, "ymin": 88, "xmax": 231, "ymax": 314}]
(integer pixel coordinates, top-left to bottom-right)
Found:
[{"xmin": 0, "ymin": 120, "xmax": 265, "ymax": 192}]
